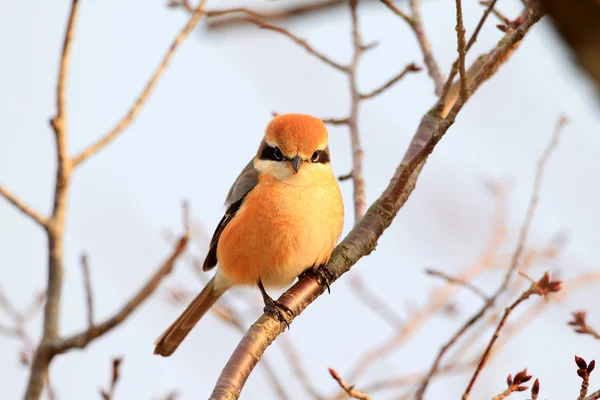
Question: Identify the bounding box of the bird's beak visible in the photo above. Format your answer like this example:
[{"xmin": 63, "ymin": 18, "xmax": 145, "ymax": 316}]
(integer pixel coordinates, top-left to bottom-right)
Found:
[{"xmin": 290, "ymin": 155, "xmax": 302, "ymax": 173}]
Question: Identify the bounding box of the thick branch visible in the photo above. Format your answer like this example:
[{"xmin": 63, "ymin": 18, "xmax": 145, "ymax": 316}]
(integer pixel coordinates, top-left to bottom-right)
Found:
[
  {"xmin": 207, "ymin": 8, "xmax": 545, "ymax": 399},
  {"xmin": 0, "ymin": 186, "xmax": 48, "ymax": 227},
  {"xmin": 71, "ymin": 0, "xmax": 208, "ymax": 167},
  {"xmin": 24, "ymin": 1, "xmax": 79, "ymax": 398}
]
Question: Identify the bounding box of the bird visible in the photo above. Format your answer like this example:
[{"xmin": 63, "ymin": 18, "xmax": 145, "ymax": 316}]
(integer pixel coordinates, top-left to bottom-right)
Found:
[{"xmin": 154, "ymin": 113, "xmax": 345, "ymax": 357}]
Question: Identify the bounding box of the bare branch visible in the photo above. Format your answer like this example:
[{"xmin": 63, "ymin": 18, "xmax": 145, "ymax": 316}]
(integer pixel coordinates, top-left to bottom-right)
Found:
[
  {"xmin": 80, "ymin": 254, "xmax": 94, "ymax": 328},
  {"xmin": 416, "ymin": 112, "xmax": 564, "ymax": 399},
  {"xmin": 569, "ymin": 311, "xmax": 600, "ymax": 340},
  {"xmin": 329, "ymin": 368, "xmax": 371, "ymax": 400},
  {"xmin": 425, "ymin": 268, "xmax": 489, "ymax": 302},
  {"xmin": 0, "ymin": 186, "xmax": 48, "ymax": 227},
  {"xmin": 321, "ymin": 117, "xmax": 349, "ymax": 125},
  {"xmin": 54, "ymin": 235, "xmax": 188, "ymax": 353},
  {"xmin": 454, "ymin": 0, "xmax": 468, "ymax": 99},
  {"xmin": 463, "ymin": 273, "xmax": 562, "ymax": 399},
  {"xmin": 71, "ymin": 0, "xmax": 208, "ymax": 167},
  {"xmin": 99, "ymin": 357, "xmax": 122, "ymax": 400},
  {"xmin": 586, "ymin": 390, "xmax": 600, "ymax": 400},
  {"xmin": 348, "ymin": 0, "xmax": 366, "ymax": 221},
  {"xmin": 349, "ymin": 276, "xmax": 403, "ymax": 329},
  {"xmin": 206, "ymin": 9, "xmax": 348, "ymax": 73},
  {"xmin": 492, "ymin": 368, "xmax": 532, "ymax": 400},
  {"xmin": 279, "ymin": 336, "xmax": 325, "ymax": 400},
  {"xmin": 359, "ymin": 63, "xmax": 421, "ymax": 99},
  {"xmin": 440, "ymin": 0, "xmax": 499, "ymax": 109},
  {"xmin": 205, "ymin": 1, "xmax": 351, "ymax": 30},
  {"xmin": 378, "ymin": 0, "xmax": 412, "ymax": 24}
]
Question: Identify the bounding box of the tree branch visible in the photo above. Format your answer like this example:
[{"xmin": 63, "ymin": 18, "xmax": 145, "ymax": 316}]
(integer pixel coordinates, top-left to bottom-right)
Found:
[
  {"xmin": 359, "ymin": 62, "xmax": 421, "ymax": 100},
  {"xmin": 24, "ymin": 0, "xmax": 79, "ymax": 397},
  {"xmin": 206, "ymin": 9, "xmax": 348, "ymax": 73},
  {"xmin": 0, "ymin": 186, "xmax": 48, "ymax": 227},
  {"xmin": 415, "ymin": 112, "xmax": 564, "ymax": 399},
  {"xmin": 207, "ymin": 6, "xmax": 545, "ymax": 399},
  {"xmin": 454, "ymin": 0, "xmax": 468, "ymax": 98},
  {"xmin": 462, "ymin": 273, "xmax": 561, "ymax": 399},
  {"xmin": 328, "ymin": 368, "xmax": 371, "ymax": 400},
  {"xmin": 53, "ymin": 235, "xmax": 188, "ymax": 353},
  {"xmin": 379, "ymin": 0, "xmax": 444, "ymax": 96},
  {"xmin": 80, "ymin": 254, "xmax": 95, "ymax": 328},
  {"xmin": 71, "ymin": 0, "xmax": 208, "ymax": 167}
]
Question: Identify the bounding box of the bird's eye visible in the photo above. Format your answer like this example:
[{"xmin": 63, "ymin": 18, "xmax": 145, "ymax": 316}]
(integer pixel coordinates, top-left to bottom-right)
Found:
[
  {"xmin": 273, "ymin": 147, "xmax": 283, "ymax": 161},
  {"xmin": 311, "ymin": 150, "xmax": 320, "ymax": 162}
]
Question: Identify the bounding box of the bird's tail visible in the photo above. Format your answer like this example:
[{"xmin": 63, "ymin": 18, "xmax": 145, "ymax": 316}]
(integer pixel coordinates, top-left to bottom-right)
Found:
[{"xmin": 154, "ymin": 276, "xmax": 225, "ymax": 357}]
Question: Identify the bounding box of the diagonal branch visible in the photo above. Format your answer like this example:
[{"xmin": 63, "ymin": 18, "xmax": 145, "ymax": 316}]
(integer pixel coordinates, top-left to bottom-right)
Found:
[
  {"xmin": 425, "ymin": 268, "xmax": 489, "ymax": 302},
  {"xmin": 379, "ymin": 0, "xmax": 444, "ymax": 95},
  {"xmin": 359, "ymin": 63, "xmax": 421, "ymax": 99},
  {"xmin": 71, "ymin": 0, "xmax": 208, "ymax": 167},
  {"xmin": 53, "ymin": 235, "xmax": 188, "ymax": 353},
  {"xmin": 206, "ymin": 9, "xmax": 348, "ymax": 73},
  {"xmin": 207, "ymin": 7, "xmax": 546, "ymax": 399},
  {"xmin": 0, "ymin": 186, "xmax": 48, "ymax": 227}
]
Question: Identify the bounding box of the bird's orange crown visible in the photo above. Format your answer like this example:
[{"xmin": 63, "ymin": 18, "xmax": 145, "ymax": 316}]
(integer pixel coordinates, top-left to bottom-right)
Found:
[{"xmin": 263, "ymin": 114, "xmax": 328, "ymax": 158}]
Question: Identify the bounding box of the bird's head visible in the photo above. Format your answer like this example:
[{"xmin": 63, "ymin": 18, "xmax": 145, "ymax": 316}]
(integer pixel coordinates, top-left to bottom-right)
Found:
[{"xmin": 254, "ymin": 114, "xmax": 331, "ymax": 181}]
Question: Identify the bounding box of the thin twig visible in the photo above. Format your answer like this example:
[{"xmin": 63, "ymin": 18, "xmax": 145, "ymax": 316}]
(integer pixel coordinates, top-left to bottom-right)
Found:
[
  {"xmin": 440, "ymin": 0, "xmax": 499, "ymax": 108},
  {"xmin": 359, "ymin": 63, "xmax": 421, "ymax": 99},
  {"xmin": 454, "ymin": 0, "xmax": 468, "ymax": 98},
  {"xmin": 586, "ymin": 390, "xmax": 600, "ymax": 400},
  {"xmin": 322, "ymin": 117, "xmax": 350, "ymax": 125},
  {"xmin": 348, "ymin": 0, "xmax": 366, "ymax": 221},
  {"xmin": 329, "ymin": 368, "xmax": 371, "ymax": 400},
  {"xmin": 54, "ymin": 235, "xmax": 188, "ymax": 353},
  {"xmin": 416, "ymin": 113, "xmax": 564, "ymax": 400},
  {"xmin": 71, "ymin": 0, "xmax": 208, "ymax": 167},
  {"xmin": 0, "ymin": 187, "xmax": 48, "ymax": 227},
  {"xmin": 100, "ymin": 357, "xmax": 122, "ymax": 400},
  {"xmin": 463, "ymin": 273, "xmax": 562, "ymax": 399},
  {"xmin": 349, "ymin": 276, "xmax": 404, "ymax": 329},
  {"xmin": 80, "ymin": 254, "xmax": 94, "ymax": 328},
  {"xmin": 425, "ymin": 269, "xmax": 489, "ymax": 302},
  {"xmin": 279, "ymin": 336, "xmax": 325, "ymax": 400},
  {"xmin": 205, "ymin": 1, "xmax": 351, "ymax": 30},
  {"xmin": 206, "ymin": 10, "xmax": 348, "ymax": 73},
  {"xmin": 492, "ymin": 369, "xmax": 532, "ymax": 400},
  {"xmin": 569, "ymin": 311, "xmax": 600, "ymax": 340}
]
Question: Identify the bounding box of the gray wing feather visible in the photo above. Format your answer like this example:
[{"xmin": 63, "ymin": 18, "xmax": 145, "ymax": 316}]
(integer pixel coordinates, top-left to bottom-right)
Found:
[
  {"xmin": 225, "ymin": 159, "xmax": 259, "ymax": 207},
  {"xmin": 203, "ymin": 159, "xmax": 259, "ymax": 271}
]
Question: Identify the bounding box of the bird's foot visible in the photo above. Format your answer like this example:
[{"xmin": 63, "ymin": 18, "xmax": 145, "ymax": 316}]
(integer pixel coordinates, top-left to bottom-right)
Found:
[
  {"xmin": 301, "ymin": 265, "xmax": 334, "ymax": 294},
  {"xmin": 258, "ymin": 280, "xmax": 293, "ymax": 329},
  {"xmin": 263, "ymin": 296, "xmax": 293, "ymax": 329}
]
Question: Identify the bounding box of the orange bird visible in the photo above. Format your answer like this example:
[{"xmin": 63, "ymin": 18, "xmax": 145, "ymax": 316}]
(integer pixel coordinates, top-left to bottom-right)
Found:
[{"xmin": 154, "ymin": 113, "xmax": 345, "ymax": 357}]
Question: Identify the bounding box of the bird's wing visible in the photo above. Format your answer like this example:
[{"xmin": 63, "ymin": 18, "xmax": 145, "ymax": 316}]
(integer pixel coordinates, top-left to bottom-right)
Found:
[{"xmin": 202, "ymin": 159, "xmax": 259, "ymax": 271}]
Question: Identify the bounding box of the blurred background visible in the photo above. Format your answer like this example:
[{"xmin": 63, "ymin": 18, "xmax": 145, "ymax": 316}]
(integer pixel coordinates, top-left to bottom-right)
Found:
[{"xmin": 1, "ymin": 0, "xmax": 600, "ymax": 399}]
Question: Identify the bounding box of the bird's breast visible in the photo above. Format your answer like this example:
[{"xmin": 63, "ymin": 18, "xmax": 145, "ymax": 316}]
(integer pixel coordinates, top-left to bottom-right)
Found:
[{"xmin": 216, "ymin": 171, "xmax": 344, "ymax": 288}]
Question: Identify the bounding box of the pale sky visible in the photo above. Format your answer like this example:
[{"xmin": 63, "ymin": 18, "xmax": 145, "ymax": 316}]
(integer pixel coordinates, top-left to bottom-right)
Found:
[{"xmin": 1, "ymin": 0, "xmax": 600, "ymax": 399}]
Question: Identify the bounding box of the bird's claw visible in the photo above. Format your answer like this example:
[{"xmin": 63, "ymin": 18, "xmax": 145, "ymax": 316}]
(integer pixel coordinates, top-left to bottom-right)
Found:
[
  {"xmin": 301, "ymin": 265, "xmax": 333, "ymax": 294},
  {"xmin": 263, "ymin": 297, "xmax": 293, "ymax": 329}
]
